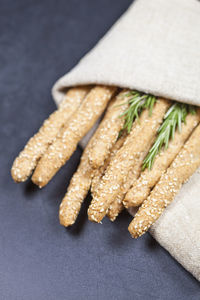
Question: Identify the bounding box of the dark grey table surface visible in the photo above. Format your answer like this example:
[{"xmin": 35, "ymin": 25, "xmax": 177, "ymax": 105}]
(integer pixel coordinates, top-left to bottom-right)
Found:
[{"xmin": 0, "ymin": 0, "xmax": 200, "ymax": 299}]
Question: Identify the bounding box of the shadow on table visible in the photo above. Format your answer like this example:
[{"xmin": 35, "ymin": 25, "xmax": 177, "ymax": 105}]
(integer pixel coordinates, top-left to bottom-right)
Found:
[
  {"xmin": 24, "ymin": 180, "xmax": 39, "ymax": 196},
  {"xmin": 107, "ymin": 209, "xmax": 134, "ymax": 247}
]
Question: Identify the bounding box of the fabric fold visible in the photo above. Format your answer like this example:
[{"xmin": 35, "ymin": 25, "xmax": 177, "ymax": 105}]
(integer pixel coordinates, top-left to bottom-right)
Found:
[{"xmin": 53, "ymin": 0, "xmax": 200, "ymax": 106}]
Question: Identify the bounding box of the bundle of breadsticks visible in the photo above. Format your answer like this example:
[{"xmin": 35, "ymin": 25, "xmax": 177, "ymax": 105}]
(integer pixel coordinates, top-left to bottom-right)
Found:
[{"xmin": 11, "ymin": 85, "xmax": 200, "ymax": 238}]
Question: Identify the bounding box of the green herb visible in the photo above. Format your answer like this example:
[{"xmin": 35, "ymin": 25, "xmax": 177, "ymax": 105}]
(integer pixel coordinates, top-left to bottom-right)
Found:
[
  {"xmin": 142, "ymin": 102, "xmax": 196, "ymax": 170},
  {"xmin": 119, "ymin": 91, "xmax": 157, "ymax": 135}
]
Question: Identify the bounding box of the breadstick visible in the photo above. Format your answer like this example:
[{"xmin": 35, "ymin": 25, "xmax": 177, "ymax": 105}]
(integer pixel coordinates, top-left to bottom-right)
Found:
[
  {"xmin": 90, "ymin": 167, "xmax": 105, "ymax": 195},
  {"xmin": 107, "ymin": 158, "xmax": 144, "ymax": 221},
  {"xmin": 59, "ymin": 145, "xmax": 93, "ymax": 227},
  {"xmin": 91, "ymin": 134, "xmax": 126, "ymax": 194},
  {"xmin": 60, "ymin": 91, "xmax": 124, "ymax": 226},
  {"xmin": 88, "ymin": 90, "xmax": 128, "ymax": 168},
  {"xmin": 11, "ymin": 86, "xmax": 90, "ymax": 182},
  {"xmin": 91, "ymin": 135, "xmax": 126, "ymax": 221},
  {"xmin": 88, "ymin": 99, "xmax": 170, "ymax": 223},
  {"xmin": 124, "ymin": 112, "xmax": 200, "ymax": 208},
  {"xmin": 32, "ymin": 85, "xmax": 116, "ymax": 187},
  {"xmin": 128, "ymin": 123, "xmax": 200, "ymax": 238},
  {"xmin": 107, "ymin": 194, "xmax": 124, "ymax": 221},
  {"xmin": 107, "ymin": 152, "xmax": 148, "ymax": 221},
  {"xmin": 60, "ymin": 130, "xmax": 126, "ymax": 226}
]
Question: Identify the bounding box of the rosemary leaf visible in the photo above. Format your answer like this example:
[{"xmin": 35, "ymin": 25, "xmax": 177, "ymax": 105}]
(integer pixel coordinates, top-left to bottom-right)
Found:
[
  {"xmin": 142, "ymin": 102, "xmax": 196, "ymax": 170},
  {"xmin": 119, "ymin": 91, "xmax": 157, "ymax": 134}
]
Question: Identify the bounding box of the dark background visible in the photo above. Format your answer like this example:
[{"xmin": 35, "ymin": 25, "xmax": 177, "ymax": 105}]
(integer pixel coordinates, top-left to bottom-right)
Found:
[{"xmin": 0, "ymin": 0, "xmax": 199, "ymax": 299}]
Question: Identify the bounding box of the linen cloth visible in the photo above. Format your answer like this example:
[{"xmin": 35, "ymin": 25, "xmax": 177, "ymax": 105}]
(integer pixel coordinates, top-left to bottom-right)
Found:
[{"xmin": 52, "ymin": 0, "xmax": 200, "ymax": 280}]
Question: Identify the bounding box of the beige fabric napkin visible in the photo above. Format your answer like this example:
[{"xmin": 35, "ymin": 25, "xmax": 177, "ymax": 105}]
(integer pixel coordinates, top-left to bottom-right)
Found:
[{"xmin": 52, "ymin": 0, "xmax": 200, "ymax": 280}]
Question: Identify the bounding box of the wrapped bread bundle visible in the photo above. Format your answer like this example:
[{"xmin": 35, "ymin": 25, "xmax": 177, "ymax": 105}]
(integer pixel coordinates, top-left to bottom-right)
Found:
[{"xmin": 11, "ymin": 0, "xmax": 200, "ymax": 281}]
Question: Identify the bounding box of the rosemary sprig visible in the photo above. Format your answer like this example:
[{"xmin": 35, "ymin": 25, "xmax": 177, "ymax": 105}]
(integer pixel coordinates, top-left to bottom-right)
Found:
[
  {"xmin": 142, "ymin": 102, "xmax": 196, "ymax": 170},
  {"xmin": 119, "ymin": 91, "xmax": 157, "ymax": 134}
]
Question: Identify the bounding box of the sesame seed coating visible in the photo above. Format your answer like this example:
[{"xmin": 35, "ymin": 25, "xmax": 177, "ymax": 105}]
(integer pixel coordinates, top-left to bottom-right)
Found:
[
  {"xmin": 60, "ymin": 120, "xmax": 126, "ymax": 227},
  {"xmin": 59, "ymin": 145, "xmax": 93, "ymax": 227},
  {"xmin": 32, "ymin": 86, "xmax": 116, "ymax": 187},
  {"xmin": 59, "ymin": 89, "xmax": 123, "ymax": 226},
  {"xmin": 11, "ymin": 80, "xmax": 200, "ymax": 240},
  {"xmin": 107, "ymin": 147, "xmax": 152, "ymax": 221},
  {"xmin": 91, "ymin": 134, "xmax": 126, "ymax": 221},
  {"xmin": 11, "ymin": 86, "xmax": 90, "ymax": 182},
  {"xmin": 128, "ymin": 123, "xmax": 200, "ymax": 238},
  {"xmin": 91, "ymin": 134, "xmax": 126, "ymax": 194},
  {"xmin": 88, "ymin": 90, "xmax": 128, "ymax": 169},
  {"xmin": 124, "ymin": 112, "xmax": 200, "ymax": 208},
  {"xmin": 88, "ymin": 99, "xmax": 170, "ymax": 223},
  {"xmin": 107, "ymin": 194, "xmax": 124, "ymax": 221}
]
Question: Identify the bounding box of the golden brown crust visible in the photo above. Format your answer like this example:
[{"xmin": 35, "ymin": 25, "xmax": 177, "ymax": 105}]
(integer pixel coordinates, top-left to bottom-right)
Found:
[
  {"xmin": 91, "ymin": 135, "xmax": 126, "ymax": 222},
  {"xmin": 107, "ymin": 194, "xmax": 124, "ymax": 221},
  {"xmin": 88, "ymin": 90, "xmax": 128, "ymax": 169},
  {"xmin": 107, "ymin": 158, "xmax": 143, "ymax": 221},
  {"xmin": 91, "ymin": 135, "xmax": 127, "ymax": 221},
  {"xmin": 59, "ymin": 90, "xmax": 124, "ymax": 226},
  {"xmin": 60, "ymin": 119, "xmax": 126, "ymax": 227},
  {"xmin": 128, "ymin": 123, "xmax": 200, "ymax": 238},
  {"xmin": 32, "ymin": 86, "xmax": 116, "ymax": 187},
  {"xmin": 88, "ymin": 99, "xmax": 170, "ymax": 223},
  {"xmin": 11, "ymin": 86, "xmax": 91, "ymax": 182},
  {"xmin": 124, "ymin": 112, "xmax": 200, "ymax": 208},
  {"xmin": 90, "ymin": 167, "xmax": 105, "ymax": 195},
  {"xmin": 59, "ymin": 146, "xmax": 93, "ymax": 227},
  {"xmin": 91, "ymin": 134, "xmax": 126, "ymax": 194}
]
